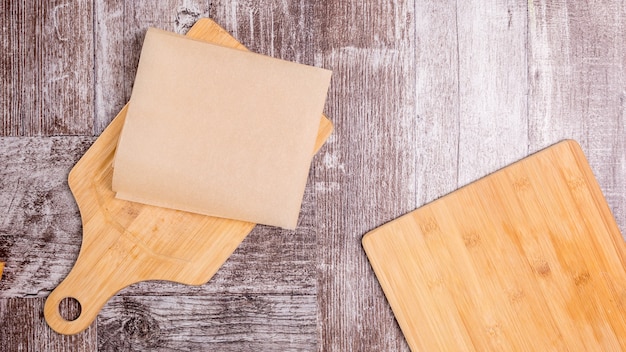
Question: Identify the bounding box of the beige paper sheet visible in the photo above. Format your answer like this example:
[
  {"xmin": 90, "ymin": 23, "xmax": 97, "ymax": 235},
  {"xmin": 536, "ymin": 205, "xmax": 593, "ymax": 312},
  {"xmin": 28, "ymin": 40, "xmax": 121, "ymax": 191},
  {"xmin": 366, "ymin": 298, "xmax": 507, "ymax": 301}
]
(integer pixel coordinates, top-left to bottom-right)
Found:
[{"xmin": 111, "ymin": 28, "xmax": 331, "ymax": 229}]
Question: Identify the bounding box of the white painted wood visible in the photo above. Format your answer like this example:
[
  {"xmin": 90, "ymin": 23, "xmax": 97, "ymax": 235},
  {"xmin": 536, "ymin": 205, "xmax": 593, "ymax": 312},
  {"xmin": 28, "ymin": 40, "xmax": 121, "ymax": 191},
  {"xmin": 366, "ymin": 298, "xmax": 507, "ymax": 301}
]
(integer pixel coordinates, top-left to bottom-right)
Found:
[
  {"xmin": 528, "ymin": 0, "xmax": 626, "ymax": 235},
  {"xmin": 456, "ymin": 0, "xmax": 529, "ymax": 186},
  {"xmin": 415, "ymin": 0, "xmax": 460, "ymax": 206}
]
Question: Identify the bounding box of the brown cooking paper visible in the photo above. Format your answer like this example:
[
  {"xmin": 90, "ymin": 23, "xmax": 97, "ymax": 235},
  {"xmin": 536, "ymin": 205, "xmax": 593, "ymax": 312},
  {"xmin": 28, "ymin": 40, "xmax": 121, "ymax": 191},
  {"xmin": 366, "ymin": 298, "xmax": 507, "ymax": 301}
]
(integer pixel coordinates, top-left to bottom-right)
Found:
[{"xmin": 112, "ymin": 28, "xmax": 332, "ymax": 229}]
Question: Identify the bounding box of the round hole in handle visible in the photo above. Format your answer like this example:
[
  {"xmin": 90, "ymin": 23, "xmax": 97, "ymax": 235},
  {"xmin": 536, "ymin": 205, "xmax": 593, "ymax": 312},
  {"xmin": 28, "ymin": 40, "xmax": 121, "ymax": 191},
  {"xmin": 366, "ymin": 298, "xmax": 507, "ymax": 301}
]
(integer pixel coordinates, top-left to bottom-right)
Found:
[{"xmin": 58, "ymin": 297, "xmax": 82, "ymax": 322}]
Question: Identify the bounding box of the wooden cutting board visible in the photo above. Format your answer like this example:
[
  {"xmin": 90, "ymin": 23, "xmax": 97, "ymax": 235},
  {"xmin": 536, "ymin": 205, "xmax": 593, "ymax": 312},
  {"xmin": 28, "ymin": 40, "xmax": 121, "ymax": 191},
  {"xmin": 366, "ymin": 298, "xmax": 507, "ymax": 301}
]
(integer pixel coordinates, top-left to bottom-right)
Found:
[
  {"xmin": 363, "ymin": 140, "xmax": 626, "ymax": 351},
  {"xmin": 44, "ymin": 18, "xmax": 333, "ymax": 335}
]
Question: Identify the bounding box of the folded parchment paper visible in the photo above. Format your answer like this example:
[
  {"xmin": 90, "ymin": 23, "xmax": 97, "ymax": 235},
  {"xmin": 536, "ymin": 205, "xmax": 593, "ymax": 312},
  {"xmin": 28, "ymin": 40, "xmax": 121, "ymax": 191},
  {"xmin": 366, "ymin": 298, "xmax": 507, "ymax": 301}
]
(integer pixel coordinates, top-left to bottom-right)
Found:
[{"xmin": 112, "ymin": 28, "xmax": 332, "ymax": 229}]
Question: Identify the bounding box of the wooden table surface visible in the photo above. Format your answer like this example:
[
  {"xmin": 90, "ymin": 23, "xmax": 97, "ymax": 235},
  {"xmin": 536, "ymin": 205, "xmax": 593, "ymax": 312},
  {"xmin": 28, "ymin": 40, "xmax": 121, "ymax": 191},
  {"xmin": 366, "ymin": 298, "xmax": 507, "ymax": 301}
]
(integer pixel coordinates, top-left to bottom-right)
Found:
[{"xmin": 1, "ymin": 1, "xmax": 625, "ymax": 351}]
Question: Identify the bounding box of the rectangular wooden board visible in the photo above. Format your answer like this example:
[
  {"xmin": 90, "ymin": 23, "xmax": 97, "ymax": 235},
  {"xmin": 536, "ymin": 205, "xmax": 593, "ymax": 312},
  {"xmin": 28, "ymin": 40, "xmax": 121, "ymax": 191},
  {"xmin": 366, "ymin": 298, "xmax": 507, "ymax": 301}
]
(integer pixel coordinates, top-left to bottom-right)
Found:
[{"xmin": 363, "ymin": 140, "xmax": 626, "ymax": 351}]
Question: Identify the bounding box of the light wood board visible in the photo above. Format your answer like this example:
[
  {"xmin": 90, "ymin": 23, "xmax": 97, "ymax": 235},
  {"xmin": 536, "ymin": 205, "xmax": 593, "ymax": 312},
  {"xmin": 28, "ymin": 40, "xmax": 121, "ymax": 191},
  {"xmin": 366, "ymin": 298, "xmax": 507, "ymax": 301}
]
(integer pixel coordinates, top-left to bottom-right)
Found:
[
  {"xmin": 43, "ymin": 18, "xmax": 332, "ymax": 335},
  {"xmin": 363, "ymin": 140, "xmax": 626, "ymax": 351}
]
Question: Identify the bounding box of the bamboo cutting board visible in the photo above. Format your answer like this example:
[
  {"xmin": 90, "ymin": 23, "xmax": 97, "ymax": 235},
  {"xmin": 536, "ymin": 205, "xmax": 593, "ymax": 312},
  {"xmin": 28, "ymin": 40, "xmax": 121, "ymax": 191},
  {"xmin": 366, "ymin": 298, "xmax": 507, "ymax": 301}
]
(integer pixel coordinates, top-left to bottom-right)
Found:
[
  {"xmin": 44, "ymin": 18, "xmax": 333, "ymax": 335},
  {"xmin": 363, "ymin": 140, "xmax": 626, "ymax": 351}
]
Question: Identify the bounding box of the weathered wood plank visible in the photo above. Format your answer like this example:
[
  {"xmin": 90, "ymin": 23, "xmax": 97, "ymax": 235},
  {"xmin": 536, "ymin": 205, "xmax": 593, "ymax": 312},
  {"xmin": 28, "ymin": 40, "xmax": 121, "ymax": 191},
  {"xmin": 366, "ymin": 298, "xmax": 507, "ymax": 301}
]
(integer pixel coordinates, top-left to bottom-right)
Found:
[
  {"xmin": 528, "ymin": 0, "xmax": 626, "ymax": 234},
  {"xmin": 208, "ymin": 0, "xmax": 315, "ymax": 65},
  {"xmin": 93, "ymin": 1, "xmax": 212, "ymax": 134},
  {"xmin": 93, "ymin": 0, "xmax": 126, "ymax": 136},
  {"xmin": 0, "ymin": 136, "xmax": 316, "ymax": 297},
  {"xmin": 0, "ymin": 137, "xmax": 92, "ymax": 297},
  {"xmin": 415, "ymin": 0, "xmax": 460, "ymax": 206},
  {"xmin": 0, "ymin": 297, "xmax": 97, "ymax": 351},
  {"xmin": 0, "ymin": 0, "xmax": 94, "ymax": 136},
  {"xmin": 97, "ymin": 295, "xmax": 316, "ymax": 351},
  {"xmin": 312, "ymin": 1, "xmax": 417, "ymax": 350},
  {"xmin": 456, "ymin": 0, "xmax": 528, "ymax": 185}
]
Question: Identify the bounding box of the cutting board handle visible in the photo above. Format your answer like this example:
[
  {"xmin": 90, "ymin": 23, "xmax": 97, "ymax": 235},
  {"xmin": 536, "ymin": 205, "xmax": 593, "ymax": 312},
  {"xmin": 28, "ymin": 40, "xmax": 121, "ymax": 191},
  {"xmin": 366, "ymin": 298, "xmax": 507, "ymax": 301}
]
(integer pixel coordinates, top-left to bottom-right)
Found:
[
  {"xmin": 43, "ymin": 248, "xmax": 134, "ymax": 335},
  {"xmin": 44, "ymin": 268, "xmax": 102, "ymax": 334},
  {"xmin": 44, "ymin": 215, "xmax": 193, "ymax": 335}
]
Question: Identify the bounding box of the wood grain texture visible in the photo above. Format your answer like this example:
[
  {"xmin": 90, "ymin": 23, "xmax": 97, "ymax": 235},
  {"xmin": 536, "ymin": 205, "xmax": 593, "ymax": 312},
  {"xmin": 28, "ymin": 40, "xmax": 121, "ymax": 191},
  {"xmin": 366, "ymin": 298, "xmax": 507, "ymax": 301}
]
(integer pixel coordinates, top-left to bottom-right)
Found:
[
  {"xmin": 93, "ymin": 1, "xmax": 214, "ymax": 134},
  {"xmin": 313, "ymin": 1, "xmax": 417, "ymax": 350},
  {"xmin": 456, "ymin": 0, "xmax": 528, "ymax": 185},
  {"xmin": 364, "ymin": 140, "xmax": 626, "ymax": 351},
  {"xmin": 93, "ymin": 0, "xmax": 126, "ymax": 136},
  {"xmin": 209, "ymin": 0, "xmax": 315, "ymax": 65},
  {"xmin": 0, "ymin": 137, "xmax": 92, "ymax": 297},
  {"xmin": 528, "ymin": 0, "xmax": 626, "ymax": 234},
  {"xmin": 97, "ymin": 295, "xmax": 316, "ymax": 351},
  {"xmin": 1, "ymin": 0, "xmax": 626, "ymax": 350},
  {"xmin": 0, "ymin": 0, "xmax": 94, "ymax": 136},
  {"xmin": 0, "ymin": 297, "xmax": 97, "ymax": 352},
  {"xmin": 414, "ymin": 0, "xmax": 459, "ymax": 206}
]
